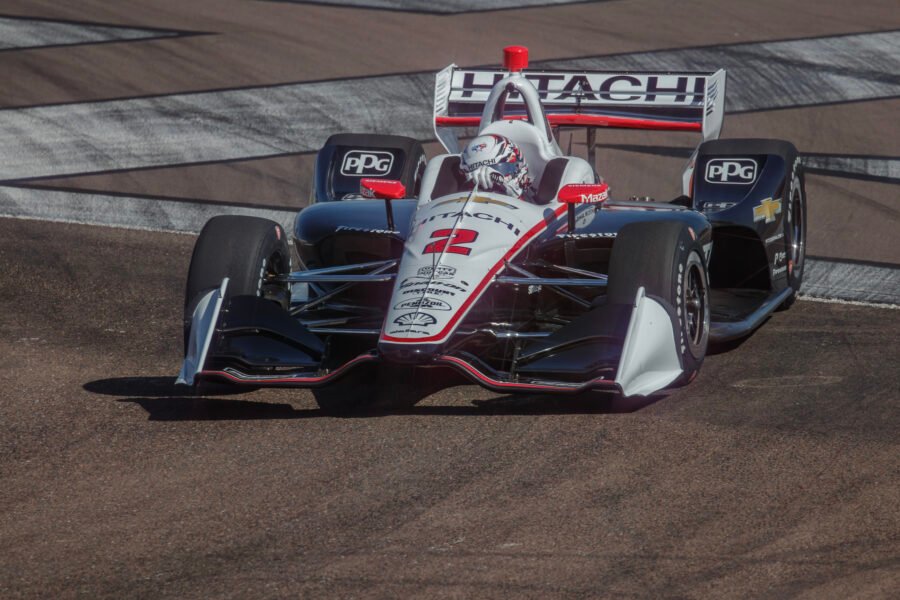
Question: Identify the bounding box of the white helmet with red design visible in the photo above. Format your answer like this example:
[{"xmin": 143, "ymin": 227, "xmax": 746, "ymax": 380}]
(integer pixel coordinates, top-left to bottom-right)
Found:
[{"xmin": 460, "ymin": 134, "xmax": 531, "ymax": 200}]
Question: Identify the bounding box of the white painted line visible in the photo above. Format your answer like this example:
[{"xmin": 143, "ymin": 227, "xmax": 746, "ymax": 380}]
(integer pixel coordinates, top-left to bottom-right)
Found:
[
  {"xmin": 798, "ymin": 295, "xmax": 899, "ymax": 310},
  {"xmin": 0, "ymin": 17, "xmax": 178, "ymax": 51},
  {"xmin": 0, "ymin": 186, "xmax": 295, "ymax": 234},
  {"xmin": 1, "ymin": 31, "xmax": 898, "ymax": 181},
  {"xmin": 802, "ymin": 155, "xmax": 900, "ymax": 183},
  {"xmin": 541, "ymin": 31, "xmax": 900, "ymax": 113},
  {"xmin": 802, "ymin": 258, "xmax": 900, "ymax": 305}
]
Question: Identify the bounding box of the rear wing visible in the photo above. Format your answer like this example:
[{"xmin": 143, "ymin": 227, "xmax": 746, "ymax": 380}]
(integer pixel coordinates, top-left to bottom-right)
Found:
[{"xmin": 433, "ymin": 65, "xmax": 726, "ymax": 153}]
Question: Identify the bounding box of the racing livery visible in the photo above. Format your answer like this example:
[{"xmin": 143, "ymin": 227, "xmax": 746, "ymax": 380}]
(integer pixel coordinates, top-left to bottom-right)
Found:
[{"xmin": 177, "ymin": 46, "xmax": 806, "ymax": 410}]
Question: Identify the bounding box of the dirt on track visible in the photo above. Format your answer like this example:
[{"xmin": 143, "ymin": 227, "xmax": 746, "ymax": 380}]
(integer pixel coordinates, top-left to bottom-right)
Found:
[{"xmin": 1, "ymin": 218, "xmax": 898, "ymax": 598}]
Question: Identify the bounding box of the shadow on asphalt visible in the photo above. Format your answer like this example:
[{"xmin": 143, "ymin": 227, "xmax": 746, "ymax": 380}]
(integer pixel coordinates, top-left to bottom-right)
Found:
[{"xmin": 84, "ymin": 377, "xmax": 665, "ymax": 421}]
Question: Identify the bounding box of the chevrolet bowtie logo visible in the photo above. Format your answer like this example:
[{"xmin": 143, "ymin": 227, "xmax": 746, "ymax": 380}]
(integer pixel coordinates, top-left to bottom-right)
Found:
[{"xmin": 753, "ymin": 198, "xmax": 782, "ymax": 224}]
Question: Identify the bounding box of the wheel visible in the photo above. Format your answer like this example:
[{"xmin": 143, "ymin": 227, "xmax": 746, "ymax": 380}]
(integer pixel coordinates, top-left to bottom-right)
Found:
[
  {"xmin": 607, "ymin": 220, "xmax": 710, "ymax": 383},
  {"xmin": 780, "ymin": 166, "xmax": 807, "ymax": 309},
  {"xmin": 183, "ymin": 215, "xmax": 291, "ymax": 354}
]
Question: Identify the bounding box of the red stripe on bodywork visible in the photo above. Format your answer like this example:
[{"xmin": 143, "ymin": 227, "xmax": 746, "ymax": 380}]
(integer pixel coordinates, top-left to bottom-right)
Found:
[
  {"xmin": 200, "ymin": 353, "xmax": 376, "ymax": 385},
  {"xmin": 435, "ymin": 114, "xmax": 701, "ymax": 132},
  {"xmin": 438, "ymin": 355, "xmax": 619, "ymax": 393},
  {"xmin": 381, "ymin": 204, "xmax": 568, "ymax": 344}
]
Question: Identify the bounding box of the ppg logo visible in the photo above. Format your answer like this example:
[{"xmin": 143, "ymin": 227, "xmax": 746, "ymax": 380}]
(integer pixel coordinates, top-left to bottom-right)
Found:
[
  {"xmin": 340, "ymin": 150, "xmax": 394, "ymax": 176},
  {"xmin": 705, "ymin": 158, "xmax": 757, "ymax": 184}
]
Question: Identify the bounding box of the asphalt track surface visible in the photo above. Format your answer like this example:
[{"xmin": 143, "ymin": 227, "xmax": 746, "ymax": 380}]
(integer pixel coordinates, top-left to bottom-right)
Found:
[{"xmin": 1, "ymin": 1, "xmax": 899, "ymax": 597}]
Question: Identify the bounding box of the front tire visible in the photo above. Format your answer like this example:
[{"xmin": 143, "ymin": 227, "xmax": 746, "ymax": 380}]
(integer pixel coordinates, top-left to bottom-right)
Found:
[{"xmin": 183, "ymin": 215, "xmax": 291, "ymax": 354}]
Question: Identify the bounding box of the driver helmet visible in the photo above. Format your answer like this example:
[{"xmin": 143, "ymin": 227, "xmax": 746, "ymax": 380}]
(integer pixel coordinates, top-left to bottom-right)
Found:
[{"xmin": 460, "ymin": 134, "xmax": 531, "ymax": 200}]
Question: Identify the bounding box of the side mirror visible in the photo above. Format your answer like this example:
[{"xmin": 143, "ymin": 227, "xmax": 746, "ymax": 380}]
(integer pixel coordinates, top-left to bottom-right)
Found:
[
  {"xmin": 360, "ymin": 179, "xmax": 406, "ymax": 200},
  {"xmin": 558, "ymin": 183, "xmax": 610, "ymax": 233},
  {"xmin": 360, "ymin": 179, "xmax": 406, "ymax": 231},
  {"xmin": 558, "ymin": 183, "xmax": 609, "ymax": 204}
]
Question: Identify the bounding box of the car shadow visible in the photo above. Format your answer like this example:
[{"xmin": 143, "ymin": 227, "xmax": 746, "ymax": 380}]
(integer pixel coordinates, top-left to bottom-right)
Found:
[{"xmin": 84, "ymin": 376, "xmax": 666, "ymax": 421}]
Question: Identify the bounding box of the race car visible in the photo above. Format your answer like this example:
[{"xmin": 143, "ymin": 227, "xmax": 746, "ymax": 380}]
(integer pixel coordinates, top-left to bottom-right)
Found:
[{"xmin": 177, "ymin": 46, "xmax": 806, "ymax": 411}]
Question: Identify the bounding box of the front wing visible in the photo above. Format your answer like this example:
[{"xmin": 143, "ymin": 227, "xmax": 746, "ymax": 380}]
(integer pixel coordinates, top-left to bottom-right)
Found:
[{"xmin": 177, "ymin": 279, "xmax": 683, "ymax": 398}]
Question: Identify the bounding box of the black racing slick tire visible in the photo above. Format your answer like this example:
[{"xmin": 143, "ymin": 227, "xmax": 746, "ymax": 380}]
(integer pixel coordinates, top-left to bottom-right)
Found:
[
  {"xmin": 781, "ymin": 164, "xmax": 807, "ymax": 309},
  {"xmin": 183, "ymin": 215, "xmax": 291, "ymax": 354},
  {"xmin": 607, "ymin": 220, "xmax": 710, "ymax": 383}
]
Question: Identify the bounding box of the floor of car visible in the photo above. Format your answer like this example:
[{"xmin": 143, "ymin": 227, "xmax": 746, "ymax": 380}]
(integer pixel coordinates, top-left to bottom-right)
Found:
[{"xmin": 709, "ymin": 288, "xmax": 771, "ymax": 323}]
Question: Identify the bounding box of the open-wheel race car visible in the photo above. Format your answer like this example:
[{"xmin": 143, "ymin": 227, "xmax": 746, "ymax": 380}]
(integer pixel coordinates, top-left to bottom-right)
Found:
[{"xmin": 177, "ymin": 46, "xmax": 806, "ymax": 411}]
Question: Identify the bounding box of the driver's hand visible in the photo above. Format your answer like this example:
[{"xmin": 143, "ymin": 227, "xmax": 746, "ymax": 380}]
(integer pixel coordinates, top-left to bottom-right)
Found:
[{"xmin": 470, "ymin": 166, "xmax": 496, "ymax": 192}]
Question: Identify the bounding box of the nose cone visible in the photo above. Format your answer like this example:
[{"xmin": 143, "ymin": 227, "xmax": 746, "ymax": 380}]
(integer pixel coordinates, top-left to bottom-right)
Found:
[{"xmin": 378, "ymin": 342, "xmax": 440, "ymax": 365}]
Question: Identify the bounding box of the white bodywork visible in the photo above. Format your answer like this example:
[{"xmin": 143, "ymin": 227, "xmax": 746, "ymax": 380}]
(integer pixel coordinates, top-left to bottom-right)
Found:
[
  {"xmin": 615, "ymin": 287, "xmax": 683, "ymax": 396},
  {"xmin": 380, "ymin": 191, "xmax": 567, "ymax": 345},
  {"xmin": 177, "ymin": 278, "xmax": 228, "ymax": 386},
  {"xmin": 387, "ymin": 72, "xmax": 595, "ymax": 345}
]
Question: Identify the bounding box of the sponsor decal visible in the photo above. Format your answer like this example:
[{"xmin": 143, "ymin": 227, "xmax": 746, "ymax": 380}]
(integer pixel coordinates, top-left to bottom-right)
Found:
[
  {"xmin": 399, "ymin": 284, "xmax": 461, "ymax": 297},
  {"xmin": 433, "ymin": 195, "xmax": 519, "ymax": 210},
  {"xmin": 558, "ymin": 232, "xmax": 617, "ymax": 239},
  {"xmin": 387, "ymin": 329, "xmax": 431, "ymax": 336},
  {"xmin": 423, "ymin": 228, "xmax": 478, "ymax": 256},
  {"xmin": 419, "ymin": 210, "xmax": 521, "ymax": 236},
  {"xmin": 772, "ymin": 265, "xmax": 788, "ymax": 276},
  {"xmin": 453, "ymin": 71, "xmax": 706, "ymax": 105},
  {"xmin": 400, "ymin": 279, "xmax": 467, "ymax": 292},
  {"xmin": 560, "ymin": 183, "xmax": 610, "ymax": 205},
  {"xmin": 340, "ymin": 150, "xmax": 394, "ymax": 176},
  {"xmin": 393, "ymin": 297, "xmax": 452, "ymax": 311},
  {"xmin": 753, "ymin": 197, "xmax": 782, "ymax": 224},
  {"xmin": 416, "ymin": 265, "xmax": 456, "ymax": 279},
  {"xmin": 335, "ymin": 225, "xmax": 395, "ymax": 234},
  {"xmin": 765, "ymin": 232, "xmax": 785, "ymax": 245},
  {"xmin": 774, "ymin": 250, "xmax": 787, "ymax": 265},
  {"xmin": 462, "ymin": 159, "xmax": 498, "ymax": 172},
  {"xmin": 702, "ymin": 201, "xmax": 736, "ymax": 212},
  {"xmin": 705, "ymin": 158, "xmax": 757, "ymax": 184},
  {"xmin": 676, "ymin": 262, "xmax": 686, "ymax": 355},
  {"xmin": 393, "ymin": 312, "xmax": 437, "ymax": 327},
  {"xmin": 705, "ymin": 78, "xmax": 719, "ymax": 117}
]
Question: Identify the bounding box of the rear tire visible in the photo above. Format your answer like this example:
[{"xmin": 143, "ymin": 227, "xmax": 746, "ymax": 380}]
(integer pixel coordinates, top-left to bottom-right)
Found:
[
  {"xmin": 781, "ymin": 165, "xmax": 807, "ymax": 309},
  {"xmin": 183, "ymin": 215, "xmax": 291, "ymax": 355},
  {"xmin": 607, "ymin": 221, "xmax": 710, "ymax": 383}
]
